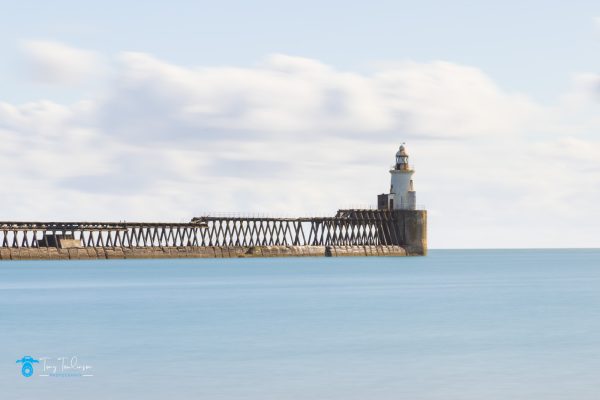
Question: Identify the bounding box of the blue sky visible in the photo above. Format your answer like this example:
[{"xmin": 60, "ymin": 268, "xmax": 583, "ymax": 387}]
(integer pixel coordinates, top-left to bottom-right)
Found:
[
  {"xmin": 0, "ymin": 1, "xmax": 599, "ymax": 248},
  {"xmin": 2, "ymin": 0, "xmax": 599, "ymax": 102}
]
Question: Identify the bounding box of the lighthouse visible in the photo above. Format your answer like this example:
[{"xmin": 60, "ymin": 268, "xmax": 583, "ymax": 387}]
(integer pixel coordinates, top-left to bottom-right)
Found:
[{"xmin": 377, "ymin": 143, "xmax": 417, "ymax": 210}]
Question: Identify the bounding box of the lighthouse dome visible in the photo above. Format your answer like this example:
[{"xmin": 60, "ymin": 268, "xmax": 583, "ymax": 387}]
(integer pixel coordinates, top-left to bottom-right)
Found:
[{"xmin": 397, "ymin": 144, "xmax": 408, "ymax": 156}]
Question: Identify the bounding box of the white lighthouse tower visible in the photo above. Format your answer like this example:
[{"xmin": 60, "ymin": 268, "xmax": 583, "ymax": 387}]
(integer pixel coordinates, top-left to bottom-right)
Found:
[{"xmin": 377, "ymin": 143, "xmax": 417, "ymax": 210}]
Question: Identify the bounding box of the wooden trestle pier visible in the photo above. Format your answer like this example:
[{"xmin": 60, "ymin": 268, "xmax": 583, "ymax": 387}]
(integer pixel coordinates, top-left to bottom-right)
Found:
[{"xmin": 0, "ymin": 209, "xmax": 427, "ymax": 260}]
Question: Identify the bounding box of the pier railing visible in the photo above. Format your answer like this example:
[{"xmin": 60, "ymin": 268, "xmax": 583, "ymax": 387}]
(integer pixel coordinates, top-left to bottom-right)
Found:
[{"xmin": 0, "ymin": 210, "xmax": 407, "ymax": 249}]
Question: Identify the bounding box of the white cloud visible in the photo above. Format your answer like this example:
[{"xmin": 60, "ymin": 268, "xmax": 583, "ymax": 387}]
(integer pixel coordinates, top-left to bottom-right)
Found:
[
  {"xmin": 20, "ymin": 40, "xmax": 105, "ymax": 84},
  {"xmin": 92, "ymin": 53, "xmax": 541, "ymax": 144},
  {"xmin": 1, "ymin": 49, "xmax": 600, "ymax": 248},
  {"xmin": 564, "ymin": 73, "xmax": 600, "ymax": 102}
]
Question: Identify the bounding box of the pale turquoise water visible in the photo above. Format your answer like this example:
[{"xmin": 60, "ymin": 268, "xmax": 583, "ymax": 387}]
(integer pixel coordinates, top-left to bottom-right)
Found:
[{"xmin": 2, "ymin": 249, "xmax": 600, "ymax": 399}]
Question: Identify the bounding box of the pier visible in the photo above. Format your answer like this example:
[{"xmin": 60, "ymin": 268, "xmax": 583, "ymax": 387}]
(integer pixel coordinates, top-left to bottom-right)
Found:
[{"xmin": 0, "ymin": 209, "xmax": 426, "ymax": 260}]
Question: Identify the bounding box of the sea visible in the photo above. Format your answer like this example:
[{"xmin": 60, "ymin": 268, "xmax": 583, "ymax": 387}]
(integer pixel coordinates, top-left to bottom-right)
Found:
[{"xmin": 1, "ymin": 249, "xmax": 600, "ymax": 399}]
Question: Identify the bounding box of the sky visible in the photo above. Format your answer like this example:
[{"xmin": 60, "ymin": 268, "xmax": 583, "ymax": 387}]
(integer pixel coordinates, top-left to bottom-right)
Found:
[{"xmin": 0, "ymin": 0, "xmax": 599, "ymax": 248}]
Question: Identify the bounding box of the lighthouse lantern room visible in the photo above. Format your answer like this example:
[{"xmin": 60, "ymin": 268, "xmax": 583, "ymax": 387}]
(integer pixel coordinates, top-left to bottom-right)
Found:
[{"xmin": 377, "ymin": 143, "xmax": 417, "ymax": 210}]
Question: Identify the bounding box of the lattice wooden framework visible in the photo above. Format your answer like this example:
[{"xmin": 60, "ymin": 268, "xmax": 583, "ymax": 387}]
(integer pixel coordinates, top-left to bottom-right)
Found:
[{"xmin": 0, "ymin": 210, "xmax": 405, "ymax": 249}]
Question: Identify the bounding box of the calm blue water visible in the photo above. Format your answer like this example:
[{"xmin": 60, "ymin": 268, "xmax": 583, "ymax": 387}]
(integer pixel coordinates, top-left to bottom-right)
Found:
[{"xmin": 2, "ymin": 249, "xmax": 600, "ymax": 399}]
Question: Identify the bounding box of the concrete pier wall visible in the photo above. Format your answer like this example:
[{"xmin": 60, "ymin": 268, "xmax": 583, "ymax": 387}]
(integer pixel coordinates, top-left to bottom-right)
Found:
[
  {"xmin": 0, "ymin": 245, "xmax": 414, "ymax": 261},
  {"xmin": 396, "ymin": 210, "xmax": 427, "ymax": 255}
]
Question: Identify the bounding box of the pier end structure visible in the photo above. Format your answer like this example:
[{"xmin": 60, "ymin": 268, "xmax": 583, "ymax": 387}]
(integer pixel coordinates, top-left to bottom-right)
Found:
[
  {"xmin": 376, "ymin": 143, "xmax": 427, "ymax": 255},
  {"xmin": 396, "ymin": 209, "xmax": 427, "ymax": 256}
]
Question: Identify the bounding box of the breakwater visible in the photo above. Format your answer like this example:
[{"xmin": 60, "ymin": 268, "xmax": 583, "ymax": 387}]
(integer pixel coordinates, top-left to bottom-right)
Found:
[{"xmin": 0, "ymin": 209, "xmax": 426, "ymax": 260}]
